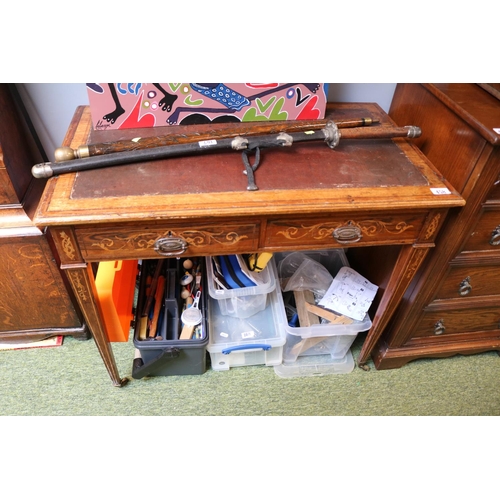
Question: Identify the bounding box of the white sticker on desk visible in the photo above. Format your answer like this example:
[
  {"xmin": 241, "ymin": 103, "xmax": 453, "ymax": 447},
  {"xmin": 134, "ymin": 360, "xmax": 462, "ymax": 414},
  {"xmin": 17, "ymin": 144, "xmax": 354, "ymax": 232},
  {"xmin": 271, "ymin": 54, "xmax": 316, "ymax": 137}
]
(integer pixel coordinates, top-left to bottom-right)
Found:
[
  {"xmin": 493, "ymin": 128, "xmax": 500, "ymax": 135},
  {"xmin": 431, "ymin": 187, "xmax": 451, "ymax": 195},
  {"xmin": 199, "ymin": 139, "xmax": 217, "ymax": 147}
]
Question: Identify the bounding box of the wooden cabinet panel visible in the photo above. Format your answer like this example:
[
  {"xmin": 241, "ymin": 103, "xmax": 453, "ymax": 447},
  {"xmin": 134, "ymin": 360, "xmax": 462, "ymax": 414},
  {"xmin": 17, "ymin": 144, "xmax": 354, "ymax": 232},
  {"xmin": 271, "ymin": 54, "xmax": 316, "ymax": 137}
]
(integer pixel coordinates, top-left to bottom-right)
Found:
[
  {"xmin": 0, "ymin": 164, "xmax": 22, "ymax": 206},
  {"xmin": 388, "ymin": 83, "xmax": 487, "ymax": 195},
  {"xmin": 0, "ymin": 85, "xmax": 34, "ymax": 205},
  {"xmin": 75, "ymin": 221, "xmax": 261, "ymax": 260},
  {"xmin": 0, "ymin": 235, "xmax": 81, "ymax": 332}
]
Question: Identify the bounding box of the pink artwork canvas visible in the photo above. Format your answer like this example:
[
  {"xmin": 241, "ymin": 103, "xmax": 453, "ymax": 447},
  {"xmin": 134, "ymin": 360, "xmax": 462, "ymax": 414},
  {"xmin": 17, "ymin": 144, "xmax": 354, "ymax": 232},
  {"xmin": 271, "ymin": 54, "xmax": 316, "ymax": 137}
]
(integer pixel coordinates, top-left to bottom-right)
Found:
[{"xmin": 86, "ymin": 83, "xmax": 329, "ymax": 130}]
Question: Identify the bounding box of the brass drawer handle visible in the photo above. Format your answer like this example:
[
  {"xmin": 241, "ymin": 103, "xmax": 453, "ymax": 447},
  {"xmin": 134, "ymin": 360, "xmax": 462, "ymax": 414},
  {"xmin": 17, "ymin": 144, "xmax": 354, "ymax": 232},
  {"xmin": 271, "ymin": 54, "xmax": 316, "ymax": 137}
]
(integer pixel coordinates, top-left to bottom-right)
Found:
[
  {"xmin": 333, "ymin": 222, "xmax": 362, "ymax": 244},
  {"xmin": 434, "ymin": 319, "xmax": 446, "ymax": 335},
  {"xmin": 458, "ymin": 276, "xmax": 472, "ymax": 296},
  {"xmin": 490, "ymin": 225, "xmax": 500, "ymax": 246},
  {"xmin": 153, "ymin": 235, "xmax": 188, "ymax": 256}
]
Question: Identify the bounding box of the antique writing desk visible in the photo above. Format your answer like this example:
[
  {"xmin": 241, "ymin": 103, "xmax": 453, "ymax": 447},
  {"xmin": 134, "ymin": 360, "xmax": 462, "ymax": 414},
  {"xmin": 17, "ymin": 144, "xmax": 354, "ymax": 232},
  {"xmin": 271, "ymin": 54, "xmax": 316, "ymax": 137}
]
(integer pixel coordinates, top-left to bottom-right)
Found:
[{"xmin": 34, "ymin": 103, "xmax": 465, "ymax": 386}]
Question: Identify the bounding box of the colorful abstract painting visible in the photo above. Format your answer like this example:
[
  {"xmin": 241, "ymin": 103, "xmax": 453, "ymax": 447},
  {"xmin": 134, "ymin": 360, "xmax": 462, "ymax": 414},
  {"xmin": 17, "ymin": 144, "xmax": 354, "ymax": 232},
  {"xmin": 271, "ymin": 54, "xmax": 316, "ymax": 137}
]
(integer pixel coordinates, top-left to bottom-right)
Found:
[{"xmin": 86, "ymin": 83, "xmax": 329, "ymax": 130}]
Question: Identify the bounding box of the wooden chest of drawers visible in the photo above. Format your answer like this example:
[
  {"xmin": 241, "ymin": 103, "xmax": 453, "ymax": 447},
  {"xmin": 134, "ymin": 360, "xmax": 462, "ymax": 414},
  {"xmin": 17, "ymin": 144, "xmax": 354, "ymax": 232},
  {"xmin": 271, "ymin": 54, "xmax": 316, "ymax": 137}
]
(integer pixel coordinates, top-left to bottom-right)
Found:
[{"xmin": 360, "ymin": 83, "xmax": 500, "ymax": 368}]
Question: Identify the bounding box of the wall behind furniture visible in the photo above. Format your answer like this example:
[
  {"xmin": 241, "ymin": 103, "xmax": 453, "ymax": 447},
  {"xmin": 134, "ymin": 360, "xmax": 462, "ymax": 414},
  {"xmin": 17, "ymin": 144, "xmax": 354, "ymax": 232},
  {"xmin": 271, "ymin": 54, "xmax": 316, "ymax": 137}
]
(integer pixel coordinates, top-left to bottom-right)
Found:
[{"xmin": 17, "ymin": 83, "xmax": 397, "ymax": 162}]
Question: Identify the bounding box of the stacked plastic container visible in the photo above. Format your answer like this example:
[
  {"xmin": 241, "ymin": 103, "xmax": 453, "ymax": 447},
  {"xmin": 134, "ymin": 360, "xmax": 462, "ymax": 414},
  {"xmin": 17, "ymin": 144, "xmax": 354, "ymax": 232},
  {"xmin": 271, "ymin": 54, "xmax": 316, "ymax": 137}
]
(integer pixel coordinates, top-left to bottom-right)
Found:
[
  {"xmin": 273, "ymin": 249, "xmax": 372, "ymax": 378},
  {"xmin": 206, "ymin": 256, "xmax": 287, "ymax": 371}
]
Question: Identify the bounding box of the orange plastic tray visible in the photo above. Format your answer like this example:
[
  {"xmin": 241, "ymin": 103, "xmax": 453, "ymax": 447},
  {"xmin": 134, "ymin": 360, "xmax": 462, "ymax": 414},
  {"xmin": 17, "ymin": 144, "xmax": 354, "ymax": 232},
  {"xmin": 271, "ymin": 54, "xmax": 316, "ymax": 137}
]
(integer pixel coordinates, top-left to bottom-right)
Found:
[{"xmin": 95, "ymin": 260, "xmax": 138, "ymax": 342}]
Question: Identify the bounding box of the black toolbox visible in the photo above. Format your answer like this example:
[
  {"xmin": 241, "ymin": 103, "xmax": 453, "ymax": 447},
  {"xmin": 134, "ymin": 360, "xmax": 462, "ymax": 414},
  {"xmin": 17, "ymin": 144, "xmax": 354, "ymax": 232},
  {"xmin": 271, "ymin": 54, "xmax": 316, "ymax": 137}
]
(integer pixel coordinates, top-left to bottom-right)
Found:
[{"xmin": 132, "ymin": 257, "xmax": 209, "ymax": 378}]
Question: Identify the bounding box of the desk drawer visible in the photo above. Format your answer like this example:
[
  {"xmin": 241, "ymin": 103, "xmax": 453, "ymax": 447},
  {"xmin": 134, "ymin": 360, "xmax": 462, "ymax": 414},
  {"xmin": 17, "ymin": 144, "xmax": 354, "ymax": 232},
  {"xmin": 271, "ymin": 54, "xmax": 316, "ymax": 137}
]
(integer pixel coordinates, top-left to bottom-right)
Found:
[
  {"xmin": 264, "ymin": 212, "xmax": 426, "ymax": 249},
  {"xmin": 461, "ymin": 208, "xmax": 500, "ymax": 253},
  {"xmin": 433, "ymin": 264, "xmax": 500, "ymax": 300},
  {"xmin": 76, "ymin": 221, "xmax": 260, "ymax": 260}
]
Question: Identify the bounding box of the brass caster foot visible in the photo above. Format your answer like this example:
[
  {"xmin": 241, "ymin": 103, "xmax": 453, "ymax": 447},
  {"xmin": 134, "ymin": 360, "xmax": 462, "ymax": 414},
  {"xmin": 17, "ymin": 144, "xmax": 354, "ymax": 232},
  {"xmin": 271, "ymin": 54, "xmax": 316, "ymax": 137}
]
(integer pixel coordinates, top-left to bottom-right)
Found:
[
  {"xmin": 358, "ymin": 363, "xmax": 370, "ymax": 372},
  {"xmin": 114, "ymin": 377, "xmax": 130, "ymax": 387}
]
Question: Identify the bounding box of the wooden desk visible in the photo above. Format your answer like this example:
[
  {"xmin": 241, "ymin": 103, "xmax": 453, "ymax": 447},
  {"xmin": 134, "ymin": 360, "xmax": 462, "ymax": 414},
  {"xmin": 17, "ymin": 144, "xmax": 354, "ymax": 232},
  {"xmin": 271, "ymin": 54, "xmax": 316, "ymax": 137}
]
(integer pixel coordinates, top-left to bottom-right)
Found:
[{"xmin": 34, "ymin": 103, "xmax": 465, "ymax": 386}]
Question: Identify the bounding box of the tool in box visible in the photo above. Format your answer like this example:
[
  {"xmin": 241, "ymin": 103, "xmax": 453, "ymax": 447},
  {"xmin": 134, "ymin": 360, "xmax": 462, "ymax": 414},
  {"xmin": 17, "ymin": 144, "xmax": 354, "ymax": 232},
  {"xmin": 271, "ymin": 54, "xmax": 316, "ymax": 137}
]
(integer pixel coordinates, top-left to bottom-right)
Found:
[
  {"xmin": 179, "ymin": 290, "xmax": 202, "ymax": 340},
  {"xmin": 137, "ymin": 258, "xmax": 205, "ymax": 342}
]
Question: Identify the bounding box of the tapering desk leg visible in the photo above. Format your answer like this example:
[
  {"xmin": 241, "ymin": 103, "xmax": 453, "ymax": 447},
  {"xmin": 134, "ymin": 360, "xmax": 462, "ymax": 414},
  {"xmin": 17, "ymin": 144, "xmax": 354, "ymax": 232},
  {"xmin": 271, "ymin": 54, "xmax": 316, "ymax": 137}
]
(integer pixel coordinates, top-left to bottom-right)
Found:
[
  {"xmin": 48, "ymin": 226, "xmax": 127, "ymax": 387},
  {"xmin": 357, "ymin": 245, "xmax": 431, "ymax": 369},
  {"xmin": 64, "ymin": 265, "xmax": 128, "ymax": 387}
]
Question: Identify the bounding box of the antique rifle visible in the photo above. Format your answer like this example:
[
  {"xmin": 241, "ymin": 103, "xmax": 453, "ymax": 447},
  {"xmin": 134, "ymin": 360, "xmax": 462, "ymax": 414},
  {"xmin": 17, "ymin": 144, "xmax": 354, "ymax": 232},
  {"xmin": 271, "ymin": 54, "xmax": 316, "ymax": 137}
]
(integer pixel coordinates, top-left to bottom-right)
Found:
[
  {"xmin": 54, "ymin": 117, "xmax": 379, "ymax": 162},
  {"xmin": 32, "ymin": 122, "xmax": 422, "ymax": 190}
]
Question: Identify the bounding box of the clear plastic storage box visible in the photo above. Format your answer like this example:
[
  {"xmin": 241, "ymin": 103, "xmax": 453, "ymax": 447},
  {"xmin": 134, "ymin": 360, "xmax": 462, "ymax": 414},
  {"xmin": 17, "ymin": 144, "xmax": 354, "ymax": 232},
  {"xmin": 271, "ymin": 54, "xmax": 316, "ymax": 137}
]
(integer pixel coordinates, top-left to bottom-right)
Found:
[
  {"xmin": 275, "ymin": 249, "xmax": 372, "ymax": 364},
  {"xmin": 274, "ymin": 351, "xmax": 355, "ymax": 378},
  {"xmin": 207, "ymin": 259, "xmax": 286, "ymax": 371},
  {"xmin": 206, "ymin": 255, "xmax": 276, "ymax": 319}
]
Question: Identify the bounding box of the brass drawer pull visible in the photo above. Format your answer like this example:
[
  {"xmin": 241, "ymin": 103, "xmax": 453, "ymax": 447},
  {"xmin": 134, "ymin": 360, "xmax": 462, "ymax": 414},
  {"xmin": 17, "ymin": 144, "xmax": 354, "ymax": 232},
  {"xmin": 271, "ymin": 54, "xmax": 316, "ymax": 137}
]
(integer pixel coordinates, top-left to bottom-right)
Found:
[
  {"xmin": 434, "ymin": 319, "xmax": 446, "ymax": 335},
  {"xmin": 490, "ymin": 225, "xmax": 500, "ymax": 246},
  {"xmin": 333, "ymin": 222, "xmax": 362, "ymax": 244},
  {"xmin": 153, "ymin": 235, "xmax": 188, "ymax": 256},
  {"xmin": 458, "ymin": 276, "xmax": 472, "ymax": 296}
]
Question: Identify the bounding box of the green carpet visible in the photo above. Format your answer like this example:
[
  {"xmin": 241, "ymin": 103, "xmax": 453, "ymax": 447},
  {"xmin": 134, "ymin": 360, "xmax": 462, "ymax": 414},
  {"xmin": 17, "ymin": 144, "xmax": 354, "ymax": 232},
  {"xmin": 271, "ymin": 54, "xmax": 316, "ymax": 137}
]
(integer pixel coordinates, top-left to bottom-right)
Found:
[{"xmin": 1, "ymin": 332, "xmax": 498, "ymax": 416}]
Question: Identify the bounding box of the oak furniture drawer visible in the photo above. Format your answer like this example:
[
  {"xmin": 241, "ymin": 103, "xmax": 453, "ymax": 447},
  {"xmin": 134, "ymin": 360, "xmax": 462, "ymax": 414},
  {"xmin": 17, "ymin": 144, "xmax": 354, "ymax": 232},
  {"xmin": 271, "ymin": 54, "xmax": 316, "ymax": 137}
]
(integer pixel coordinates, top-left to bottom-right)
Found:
[
  {"xmin": 264, "ymin": 211, "xmax": 428, "ymax": 249},
  {"xmin": 76, "ymin": 221, "xmax": 261, "ymax": 260},
  {"xmin": 412, "ymin": 304, "xmax": 500, "ymax": 339},
  {"xmin": 461, "ymin": 208, "xmax": 500, "ymax": 253},
  {"xmin": 433, "ymin": 264, "xmax": 500, "ymax": 300}
]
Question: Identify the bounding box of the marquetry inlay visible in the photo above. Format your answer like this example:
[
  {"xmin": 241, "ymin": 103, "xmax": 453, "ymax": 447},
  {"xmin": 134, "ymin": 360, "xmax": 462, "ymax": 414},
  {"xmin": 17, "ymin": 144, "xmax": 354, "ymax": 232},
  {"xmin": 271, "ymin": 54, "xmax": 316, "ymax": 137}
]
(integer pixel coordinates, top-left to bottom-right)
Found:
[
  {"xmin": 59, "ymin": 231, "xmax": 76, "ymax": 260},
  {"xmin": 66, "ymin": 269, "xmax": 89, "ymax": 302},
  {"xmin": 405, "ymin": 248, "xmax": 428, "ymax": 279},
  {"xmin": 90, "ymin": 228, "xmax": 249, "ymax": 252},
  {"xmin": 276, "ymin": 219, "xmax": 414, "ymax": 241},
  {"xmin": 424, "ymin": 213, "xmax": 441, "ymax": 240}
]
